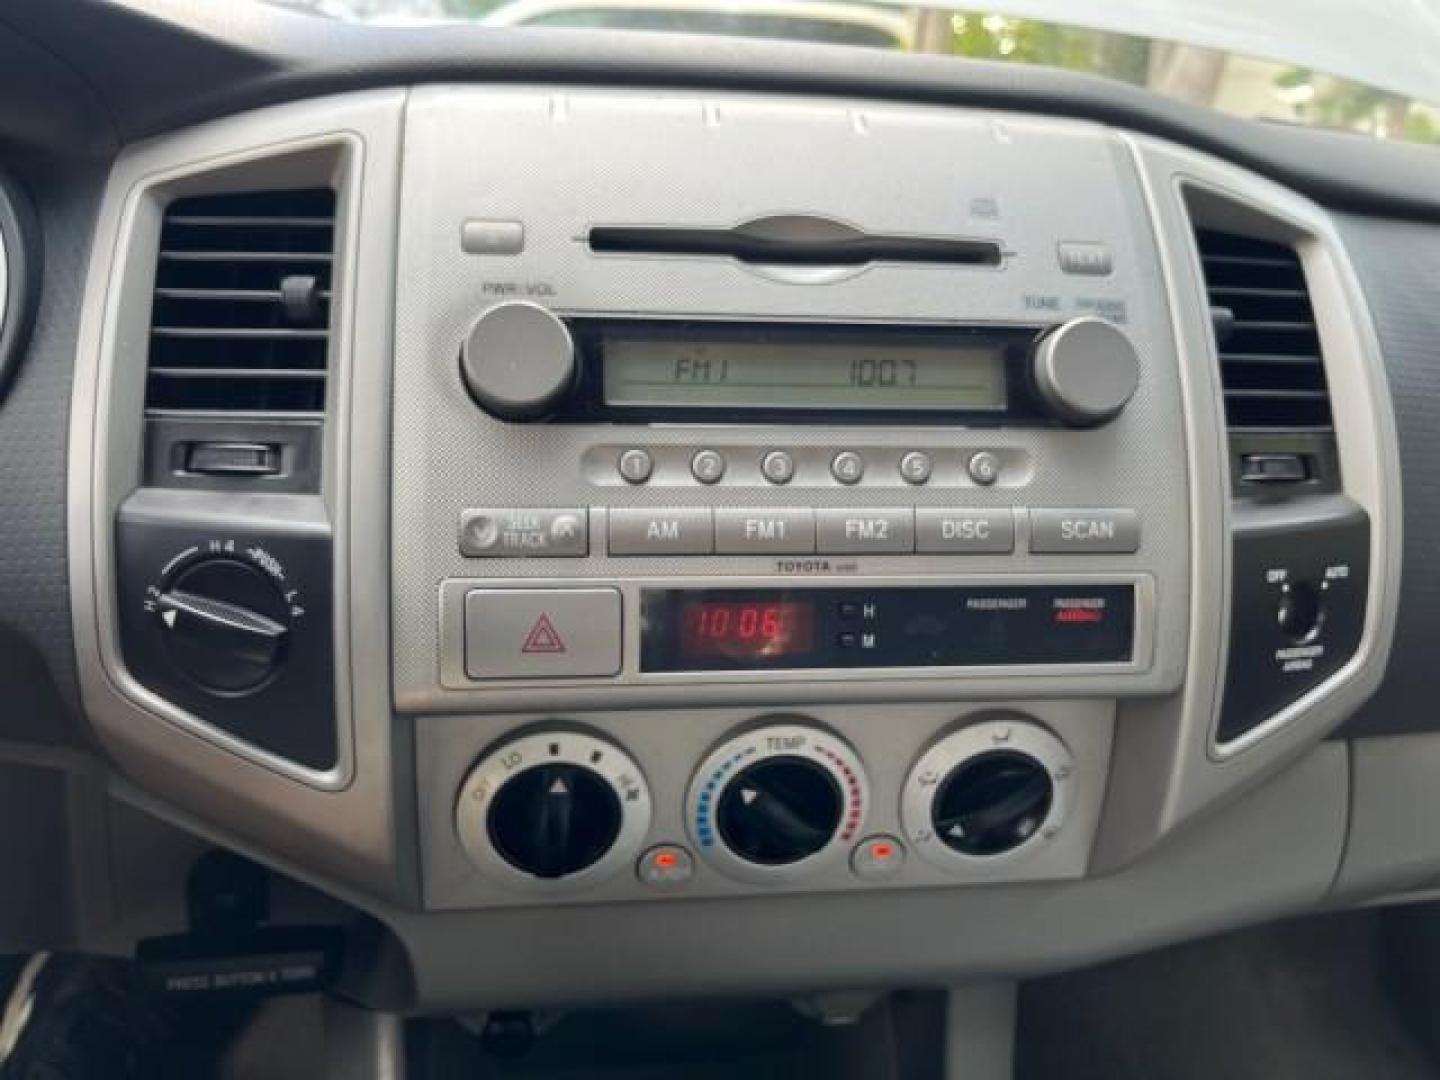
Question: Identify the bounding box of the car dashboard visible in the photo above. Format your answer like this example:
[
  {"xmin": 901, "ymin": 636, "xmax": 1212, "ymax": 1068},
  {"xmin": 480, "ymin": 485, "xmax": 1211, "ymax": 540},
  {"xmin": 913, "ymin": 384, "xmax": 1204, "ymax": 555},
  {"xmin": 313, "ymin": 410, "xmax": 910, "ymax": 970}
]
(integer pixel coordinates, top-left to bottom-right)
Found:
[{"xmin": 1, "ymin": 0, "xmax": 1438, "ymax": 1019}]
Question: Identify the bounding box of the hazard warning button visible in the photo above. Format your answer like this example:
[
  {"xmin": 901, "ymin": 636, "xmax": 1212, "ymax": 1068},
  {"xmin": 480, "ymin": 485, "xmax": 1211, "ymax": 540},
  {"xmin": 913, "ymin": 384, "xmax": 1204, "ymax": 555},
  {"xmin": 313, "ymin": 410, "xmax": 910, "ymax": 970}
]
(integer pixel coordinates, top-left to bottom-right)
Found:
[{"xmin": 463, "ymin": 588, "xmax": 621, "ymax": 680}]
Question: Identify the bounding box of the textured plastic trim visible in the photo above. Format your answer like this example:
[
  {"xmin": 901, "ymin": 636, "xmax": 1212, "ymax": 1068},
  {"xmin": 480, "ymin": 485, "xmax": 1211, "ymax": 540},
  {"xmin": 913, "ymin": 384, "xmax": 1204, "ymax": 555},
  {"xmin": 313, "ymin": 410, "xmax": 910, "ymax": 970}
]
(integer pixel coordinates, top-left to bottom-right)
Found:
[{"xmin": 0, "ymin": 172, "xmax": 39, "ymax": 403}]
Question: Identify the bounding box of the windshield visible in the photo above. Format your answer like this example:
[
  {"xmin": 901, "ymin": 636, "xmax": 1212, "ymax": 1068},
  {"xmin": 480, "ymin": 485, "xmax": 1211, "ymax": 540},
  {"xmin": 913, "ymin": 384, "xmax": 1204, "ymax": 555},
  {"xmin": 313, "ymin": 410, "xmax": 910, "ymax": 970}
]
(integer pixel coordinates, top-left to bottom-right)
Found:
[{"xmin": 271, "ymin": 0, "xmax": 1440, "ymax": 146}]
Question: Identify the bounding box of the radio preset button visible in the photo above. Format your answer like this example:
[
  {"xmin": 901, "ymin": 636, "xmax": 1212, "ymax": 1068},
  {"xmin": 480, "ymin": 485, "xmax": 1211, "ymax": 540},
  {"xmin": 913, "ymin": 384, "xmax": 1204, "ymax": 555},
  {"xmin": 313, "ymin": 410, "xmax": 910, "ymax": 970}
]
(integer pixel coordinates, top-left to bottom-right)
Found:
[
  {"xmin": 691, "ymin": 449, "xmax": 727, "ymax": 484},
  {"xmin": 967, "ymin": 451, "xmax": 1001, "ymax": 486},
  {"xmin": 816, "ymin": 509, "xmax": 914, "ymax": 554},
  {"xmin": 916, "ymin": 509, "xmax": 1015, "ymax": 554},
  {"xmin": 459, "ymin": 508, "xmax": 588, "ymax": 557},
  {"xmin": 830, "ymin": 451, "xmax": 865, "ymax": 485},
  {"xmin": 715, "ymin": 509, "xmax": 815, "ymax": 554},
  {"xmin": 609, "ymin": 509, "xmax": 714, "ymax": 555},
  {"xmin": 617, "ymin": 448, "xmax": 654, "ymax": 484},
  {"xmin": 899, "ymin": 451, "xmax": 933, "ymax": 485},
  {"xmin": 463, "ymin": 588, "xmax": 621, "ymax": 679},
  {"xmin": 761, "ymin": 450, "xmax": 796, "ymax": 485},
  {"xmin": 1029, "ymin": 508, "xmax": 1141, "ymax": 554}
]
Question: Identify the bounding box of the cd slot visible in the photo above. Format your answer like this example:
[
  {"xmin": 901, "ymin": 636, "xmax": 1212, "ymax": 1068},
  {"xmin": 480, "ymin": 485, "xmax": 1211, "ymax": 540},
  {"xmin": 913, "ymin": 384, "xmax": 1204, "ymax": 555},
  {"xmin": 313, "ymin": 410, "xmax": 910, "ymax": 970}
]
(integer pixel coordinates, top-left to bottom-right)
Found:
[{"xmin": 589, "ymin": 216, "xmax": 1003, "ymax": 268}]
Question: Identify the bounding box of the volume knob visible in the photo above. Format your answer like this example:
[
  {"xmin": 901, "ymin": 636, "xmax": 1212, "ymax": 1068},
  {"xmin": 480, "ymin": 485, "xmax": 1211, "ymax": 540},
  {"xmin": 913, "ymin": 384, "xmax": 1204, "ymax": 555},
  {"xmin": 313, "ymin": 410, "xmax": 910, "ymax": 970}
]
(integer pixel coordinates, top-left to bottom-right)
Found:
[
  {"xmin": 460, "ymin": 300, "xmax": 576, "ymax": 421},
  {"xmin": 1030, "ymin": 317, "xmax": 1140, "ymax": 427}
]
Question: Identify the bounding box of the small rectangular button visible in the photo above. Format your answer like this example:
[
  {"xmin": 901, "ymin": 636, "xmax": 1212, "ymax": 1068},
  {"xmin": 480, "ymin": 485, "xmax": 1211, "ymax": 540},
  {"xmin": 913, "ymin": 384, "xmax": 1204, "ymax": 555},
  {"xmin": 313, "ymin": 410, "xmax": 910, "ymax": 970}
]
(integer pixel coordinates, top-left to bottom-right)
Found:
[
  {"xmin": 1057, "ymin": 241, "xmax": 1113, "ymax": 276},
  {"xmin": 714, "ymin": 509, "xmax": 815, "ymax": 554},
  {"xmin": 916, "ymin": 509, "xmax": 1015, "ymax": 554},
  {"xmin": 1029, "ymin": 508, "xmax": 1140, "ymax": 554},
  {"xmin": 460, "ymin": 219, "xmax": 525, "ymax": 255},
  {"xmin": 609, "ymin": 508, "xmax": 713, "ymax": 555},
  {"xmin": 460, "ymin": 509, "xmax": 588, "ymax": 557},
  {"xmin": 464, "ymin": 588, "xmax": 620, "ymax": 679},
  {"xmin": 1240, "ymin": 453, "xmax": 1308, "ymax": 483},
  {"xmin": 816, "ymin": 509, "xmax": 914, "ymax": 553}
]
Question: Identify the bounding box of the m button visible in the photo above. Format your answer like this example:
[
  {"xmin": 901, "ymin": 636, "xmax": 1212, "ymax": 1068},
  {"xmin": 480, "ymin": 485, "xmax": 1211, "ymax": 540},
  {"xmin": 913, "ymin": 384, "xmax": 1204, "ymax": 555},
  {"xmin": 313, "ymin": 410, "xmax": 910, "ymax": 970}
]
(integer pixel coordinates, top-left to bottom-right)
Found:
[{"xmin": 464, "ymin": 589, "xmax": 621, "ymax": 679}]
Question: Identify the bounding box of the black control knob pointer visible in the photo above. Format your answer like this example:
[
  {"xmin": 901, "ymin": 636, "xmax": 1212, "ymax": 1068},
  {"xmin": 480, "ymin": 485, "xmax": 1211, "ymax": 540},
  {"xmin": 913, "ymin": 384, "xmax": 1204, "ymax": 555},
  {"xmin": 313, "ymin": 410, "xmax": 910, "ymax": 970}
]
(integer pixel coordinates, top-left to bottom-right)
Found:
[
  {"xmin": 154, "ymin": 557, "xmax": 293, "ymax": 694},
  {"xmin": 717, "ymin": 757, "xmax": 842, "ymax": 866},
  {"xmin": 156, "ymin": 589, "xmax": 287, "ymax": 667},
  {"xmin": 487, "ymin": 763, "xmax": 622, "ymax": 880}
]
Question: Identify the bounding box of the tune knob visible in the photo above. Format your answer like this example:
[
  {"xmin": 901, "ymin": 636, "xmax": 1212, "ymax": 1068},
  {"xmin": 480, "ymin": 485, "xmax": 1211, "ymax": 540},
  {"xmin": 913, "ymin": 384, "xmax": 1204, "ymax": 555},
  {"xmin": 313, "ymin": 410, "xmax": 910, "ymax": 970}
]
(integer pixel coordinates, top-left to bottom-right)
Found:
[
  {"xmin": 902, "ymin": 716, "xmax": 1074, "ymax": 870},
  {"xmin": 456, "ymin": 730, "xmax": 651, "ymax": 892},
  {"xmin": 460, "ymin": 300, "xmax": 577, "ymax": 420},
  {"xmin": 154, "ymin": 557, "xmax": 290, "ymax": 693},
  {"xmin": 1030, "ymin": 317, "xmax": 1140, "ymax": 427},
  {"xmin": 688, "ymin": 720, "xmax": 867, "ymax": 883}
]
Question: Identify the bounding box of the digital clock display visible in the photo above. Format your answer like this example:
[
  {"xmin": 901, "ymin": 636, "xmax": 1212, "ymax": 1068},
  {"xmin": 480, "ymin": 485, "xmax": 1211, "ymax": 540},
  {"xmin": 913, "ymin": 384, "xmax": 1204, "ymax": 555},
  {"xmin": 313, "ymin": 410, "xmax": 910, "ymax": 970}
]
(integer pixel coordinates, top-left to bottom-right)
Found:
[{"xmin": 679, "ymin": 600, "xmax": 815, "ymax": 662}]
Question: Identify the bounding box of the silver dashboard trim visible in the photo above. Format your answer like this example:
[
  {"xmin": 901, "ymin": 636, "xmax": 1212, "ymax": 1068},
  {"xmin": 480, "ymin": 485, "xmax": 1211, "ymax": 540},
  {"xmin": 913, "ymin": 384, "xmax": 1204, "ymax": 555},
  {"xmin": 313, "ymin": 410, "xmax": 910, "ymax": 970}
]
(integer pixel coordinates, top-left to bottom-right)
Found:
[
  {"xmin": 438, "ymin": 572, "xmax": 1157, "ymax": 692},
  {"xmin": 67, "ymin": 91, "xmax": 410, "ymax": 901}
]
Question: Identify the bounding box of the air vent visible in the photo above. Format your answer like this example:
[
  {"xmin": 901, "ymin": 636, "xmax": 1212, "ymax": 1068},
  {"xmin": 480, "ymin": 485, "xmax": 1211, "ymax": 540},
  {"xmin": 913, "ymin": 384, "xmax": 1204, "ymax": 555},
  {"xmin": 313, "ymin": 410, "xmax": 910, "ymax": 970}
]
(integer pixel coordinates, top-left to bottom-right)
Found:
[
  {"xmin": 1195, "ymin": 229, "xmax": 1332, "ymax": 430},
  {"xmin": 146, "ymin": 188, "xmax": 336, "ymax": 415}
]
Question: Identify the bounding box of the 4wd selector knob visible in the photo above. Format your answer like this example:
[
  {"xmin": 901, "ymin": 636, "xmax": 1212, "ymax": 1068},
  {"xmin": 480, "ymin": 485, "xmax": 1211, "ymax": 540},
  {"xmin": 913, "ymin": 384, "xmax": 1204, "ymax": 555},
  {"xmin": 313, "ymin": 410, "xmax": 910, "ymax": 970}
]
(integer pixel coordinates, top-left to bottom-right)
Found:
[
  {"xmin": 689, "ymin": 720, "xmax": 867, "ymax": 884},
  {"xmin": 902, "ymin": 716, "xmax": 1074, "ymax": 871},
  {"xmin": 154, "ymin": 556, "xmax": 290, "ymax": 693},
  {"xmin": 1030, "ymin": 317, "xmax": 1140, "ymax": 427},
  {"xmin": 460, "ymin": 300, "xmax": 576, "ymax": 420},
  {"xmin": 456, "ymin": 730, "xmax": 651, "ymax": 893}
]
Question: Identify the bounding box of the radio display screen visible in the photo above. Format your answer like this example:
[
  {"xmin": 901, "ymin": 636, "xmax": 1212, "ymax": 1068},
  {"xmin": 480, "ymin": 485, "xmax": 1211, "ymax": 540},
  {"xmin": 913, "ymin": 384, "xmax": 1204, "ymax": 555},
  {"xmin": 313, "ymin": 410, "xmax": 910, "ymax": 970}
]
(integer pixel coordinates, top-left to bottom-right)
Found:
[{"xmin": 600, "ymin": 331, "xmax": 1009, "ymax": 412}]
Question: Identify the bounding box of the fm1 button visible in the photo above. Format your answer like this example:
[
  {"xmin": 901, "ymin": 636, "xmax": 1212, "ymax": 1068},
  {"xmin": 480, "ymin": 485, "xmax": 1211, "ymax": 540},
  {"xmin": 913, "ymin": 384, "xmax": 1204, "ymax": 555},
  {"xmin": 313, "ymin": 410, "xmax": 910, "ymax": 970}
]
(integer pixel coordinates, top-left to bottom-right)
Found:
[
  {"xmin": 851, "ymin": 835, "xmax": 906, "ymax": 881},
  {"xmin": 637, "ymin": 844, "xmax": 695, "ymax": 889}
]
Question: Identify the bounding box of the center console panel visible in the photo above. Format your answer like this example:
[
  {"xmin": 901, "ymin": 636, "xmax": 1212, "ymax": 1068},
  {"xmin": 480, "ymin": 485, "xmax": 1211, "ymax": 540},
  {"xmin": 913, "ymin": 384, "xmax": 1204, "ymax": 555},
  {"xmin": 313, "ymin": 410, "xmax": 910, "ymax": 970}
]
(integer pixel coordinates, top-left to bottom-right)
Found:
[{"xmin": 70, "ymin": 84, "xmax": 1399, "ymax": 991}]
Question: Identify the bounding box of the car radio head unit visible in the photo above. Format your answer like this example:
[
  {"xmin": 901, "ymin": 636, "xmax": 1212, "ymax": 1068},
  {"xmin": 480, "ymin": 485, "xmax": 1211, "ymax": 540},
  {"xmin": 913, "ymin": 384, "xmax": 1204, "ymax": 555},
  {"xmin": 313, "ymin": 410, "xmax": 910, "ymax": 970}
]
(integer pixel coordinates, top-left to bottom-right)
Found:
[{"xmin": 460, "ymin": 309, "xmax": 1141, "ymax": 430}]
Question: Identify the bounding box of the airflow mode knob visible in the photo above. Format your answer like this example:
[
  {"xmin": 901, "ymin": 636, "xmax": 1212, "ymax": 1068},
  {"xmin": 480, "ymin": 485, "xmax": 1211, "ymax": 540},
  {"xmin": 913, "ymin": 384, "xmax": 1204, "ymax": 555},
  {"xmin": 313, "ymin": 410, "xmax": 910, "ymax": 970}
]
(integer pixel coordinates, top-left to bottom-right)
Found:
[{"xmin": 902, "ymin": 716, "xmax": 1075, "ymax": 871}]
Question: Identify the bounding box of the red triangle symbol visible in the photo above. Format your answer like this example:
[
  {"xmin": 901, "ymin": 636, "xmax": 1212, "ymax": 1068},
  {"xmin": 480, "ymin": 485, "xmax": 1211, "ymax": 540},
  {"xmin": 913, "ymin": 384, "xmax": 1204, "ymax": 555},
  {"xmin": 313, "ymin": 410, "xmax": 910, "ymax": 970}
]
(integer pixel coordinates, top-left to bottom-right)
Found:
[{"xmin": 521, "ymin": 613, "xmax": 567, "ymax": 654}]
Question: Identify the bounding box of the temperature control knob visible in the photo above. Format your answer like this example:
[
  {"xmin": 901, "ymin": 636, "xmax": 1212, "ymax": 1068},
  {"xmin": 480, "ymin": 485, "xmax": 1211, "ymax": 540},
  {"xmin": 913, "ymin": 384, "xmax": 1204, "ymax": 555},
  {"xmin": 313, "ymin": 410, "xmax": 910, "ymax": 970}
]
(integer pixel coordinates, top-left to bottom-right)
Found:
[
  {"xmin": 688, "ymin": 720, "xmax": 867, "ymax": 884},
  {"xmin": 154, "ymin": 557, "xmax": 290, "ymax": 693},
  {"xmin": 456, "ymin": 730, "xmax": 651, "ymax": 892},
  {"xmin": 1030, "ymin": 317, "xmax": 1140, "ymax": 427},
  {"xmin": 460, "ymin": 300, "xmax": 576, "ymax": 420},
  {"xmin": 902, "ymin": 716, "xmax": 1074, "ymax": 870}
]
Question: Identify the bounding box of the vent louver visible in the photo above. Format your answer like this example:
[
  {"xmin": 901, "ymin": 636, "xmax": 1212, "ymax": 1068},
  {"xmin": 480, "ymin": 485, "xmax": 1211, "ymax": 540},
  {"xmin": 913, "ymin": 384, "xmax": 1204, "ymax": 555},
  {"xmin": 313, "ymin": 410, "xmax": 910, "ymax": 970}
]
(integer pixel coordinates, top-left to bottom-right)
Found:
[
  {"xmin": 1195, "ymin": 229, "xmax": 1332, "ymax": 430},
  {"xmin": 146, "ymin": 188, "xmax": 336, "ymax": 415}
]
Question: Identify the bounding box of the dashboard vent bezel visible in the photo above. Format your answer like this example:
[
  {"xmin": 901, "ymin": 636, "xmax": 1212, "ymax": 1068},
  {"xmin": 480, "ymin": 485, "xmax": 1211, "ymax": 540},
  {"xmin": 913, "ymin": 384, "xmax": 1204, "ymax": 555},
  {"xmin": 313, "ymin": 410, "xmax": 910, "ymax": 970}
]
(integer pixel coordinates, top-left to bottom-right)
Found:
[
  {"xmin": 144, "ymin": 187, "xmax": 337, "ymax": 418},
  {"xmin": 1191, "ymin": 225, "xmax": 1333, "ymax": 432}
]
